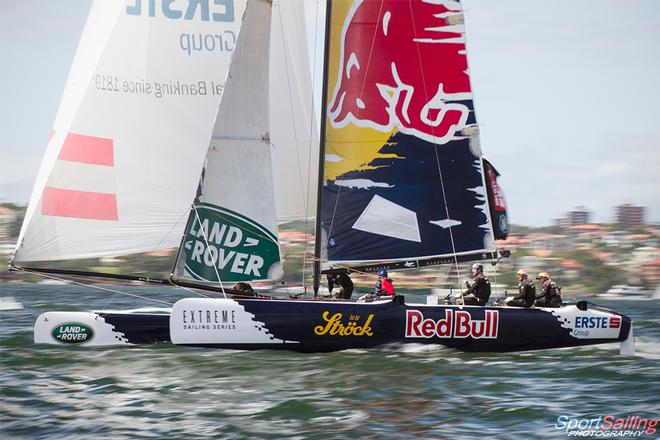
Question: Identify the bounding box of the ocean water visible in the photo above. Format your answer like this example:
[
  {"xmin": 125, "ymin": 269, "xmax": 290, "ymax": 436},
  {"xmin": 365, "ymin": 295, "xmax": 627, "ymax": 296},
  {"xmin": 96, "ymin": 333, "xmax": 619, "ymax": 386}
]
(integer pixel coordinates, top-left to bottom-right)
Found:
[{"xmin": 1, "ymin": 283, "xmax": 659, "ymax": 439}]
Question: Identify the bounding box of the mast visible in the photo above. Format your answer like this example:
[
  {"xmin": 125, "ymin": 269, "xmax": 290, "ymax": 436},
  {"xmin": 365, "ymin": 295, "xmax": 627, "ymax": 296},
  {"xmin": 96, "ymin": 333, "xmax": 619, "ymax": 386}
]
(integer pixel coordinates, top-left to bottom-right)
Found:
[{"xmin": 313, "ymin": 0, "xmax": 334, "ymax": 295}]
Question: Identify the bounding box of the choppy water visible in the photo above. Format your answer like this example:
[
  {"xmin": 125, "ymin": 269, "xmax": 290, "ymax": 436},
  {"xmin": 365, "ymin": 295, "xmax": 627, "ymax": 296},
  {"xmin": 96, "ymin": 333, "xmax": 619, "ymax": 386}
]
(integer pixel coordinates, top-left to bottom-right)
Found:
[{"xmin": 1, "ymin": 283, "xmax": 659, "ymax": 439}]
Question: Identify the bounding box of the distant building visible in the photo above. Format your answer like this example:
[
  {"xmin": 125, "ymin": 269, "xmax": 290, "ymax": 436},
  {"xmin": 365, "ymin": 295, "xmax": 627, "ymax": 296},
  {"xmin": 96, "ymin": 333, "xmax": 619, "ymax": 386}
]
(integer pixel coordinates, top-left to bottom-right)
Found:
[
  {"xmin": 526, "ymin": 233, "xmax": 569, "ymax": 252},
  {"xmin": 614, "ymin": 204, "xmax": 646, "ymax": 228},
  {"xmin": 0, "ymin": 207, "xmax": 18, "ymax": 240},
  {"xmin": 557, "ymin": 206, "xmax": 591, "ymax": 228},
  {"xmin": 0, "ymin": 207, "xmax": 19, "ymax": 256},
  {"xmin": 641, "ymin": 258, "xmax": 660, "ymax": 286}
]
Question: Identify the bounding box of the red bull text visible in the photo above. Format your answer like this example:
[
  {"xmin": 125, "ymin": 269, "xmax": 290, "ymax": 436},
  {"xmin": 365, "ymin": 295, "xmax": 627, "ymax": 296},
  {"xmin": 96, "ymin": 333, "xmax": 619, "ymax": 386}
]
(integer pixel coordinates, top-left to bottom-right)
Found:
[{"xmin": 405, "ymin": 309, "xmax": 499, "ymax": 339}]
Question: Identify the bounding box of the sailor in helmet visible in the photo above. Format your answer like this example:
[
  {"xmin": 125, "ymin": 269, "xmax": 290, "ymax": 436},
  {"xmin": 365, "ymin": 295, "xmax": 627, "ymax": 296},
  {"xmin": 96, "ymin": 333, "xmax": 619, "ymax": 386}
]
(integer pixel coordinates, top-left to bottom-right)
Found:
[
  {"xmin": 374, "ymin": 269, "xmax": 396, "ymax": 296},
  {"xmin": 462, "ymin": 263, "xmax": 491, "ymax": 306},
  {"xmin": 506, "ymin": 269, "xmax": 536, "ymax": 308},
  {"xmin": 534, "ymin": 272, "xmax": 562, "ymax": 308},
  {"xmin": 357, "ymin": 269, "xmax": 396, "ymax": 302}
]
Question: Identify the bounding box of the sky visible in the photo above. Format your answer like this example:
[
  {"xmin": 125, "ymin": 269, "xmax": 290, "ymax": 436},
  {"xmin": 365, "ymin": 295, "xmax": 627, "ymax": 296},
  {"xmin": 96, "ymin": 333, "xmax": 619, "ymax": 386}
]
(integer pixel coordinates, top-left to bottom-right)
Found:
[{"xmin": 1, "ymin": 0, "xmax": 659, "ymax": 227}]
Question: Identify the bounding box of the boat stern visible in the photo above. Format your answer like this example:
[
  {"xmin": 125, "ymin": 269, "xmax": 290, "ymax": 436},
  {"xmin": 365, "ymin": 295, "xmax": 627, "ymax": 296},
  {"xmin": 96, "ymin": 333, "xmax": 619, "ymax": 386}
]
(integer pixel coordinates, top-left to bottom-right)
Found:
[
  {"xmin": 34, "ymin": 311, "xmax": 132, "ymax": 346},
  {"xmin": 34, "ymin": 310, "xmax": 171, "ymax": 346},
  {"xmin": 545, "ymin": 301, "xmax": 634, "ymax": 354},
  {"xmin": 619, "ymin": 319, "xmax": 635, "ymax": 356}
]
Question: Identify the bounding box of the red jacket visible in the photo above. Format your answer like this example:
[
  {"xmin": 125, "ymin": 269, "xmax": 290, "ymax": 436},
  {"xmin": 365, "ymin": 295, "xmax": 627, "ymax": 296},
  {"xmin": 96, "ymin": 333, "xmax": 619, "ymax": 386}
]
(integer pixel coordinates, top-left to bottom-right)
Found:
[{"xmin": 377, "ymin": 277, "xmax": 395, "ymax": 295}]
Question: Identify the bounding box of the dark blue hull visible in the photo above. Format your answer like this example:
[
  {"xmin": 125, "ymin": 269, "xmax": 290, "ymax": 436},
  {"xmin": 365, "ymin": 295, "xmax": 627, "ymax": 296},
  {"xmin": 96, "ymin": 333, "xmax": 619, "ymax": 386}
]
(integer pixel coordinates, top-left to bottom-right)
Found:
[{"xmin": 89, "ymin": 296, "xmax": 633, "ymax": 353}]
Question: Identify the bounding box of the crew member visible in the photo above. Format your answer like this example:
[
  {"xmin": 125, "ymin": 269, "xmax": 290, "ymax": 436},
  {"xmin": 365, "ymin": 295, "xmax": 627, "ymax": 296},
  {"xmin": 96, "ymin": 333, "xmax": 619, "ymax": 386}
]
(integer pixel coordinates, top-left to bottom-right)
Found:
[
  {"xmin": 507, "ymin": 269, "xmax": 535, "ymax": 308},
  {"xmin": 327, "ymin": 271, "xmax": 354, "ymax": 300},
  {"xmin": 357, "ymin": 269, "xmax": 396, "ymax": 302},
  {"xmin": 462, "ymin": 263, "xmax": 491, "ymax": 306},
  {"xmin": 374, "ymin": 269, "xmax": 395, "ymax": 296},
  {"xmin": 232, "ymin": 282, "xmax": 256, "ymax": 296},
  {"xmin": 534, "ymin": 272, "xmax": 562, "ymax": 308}
]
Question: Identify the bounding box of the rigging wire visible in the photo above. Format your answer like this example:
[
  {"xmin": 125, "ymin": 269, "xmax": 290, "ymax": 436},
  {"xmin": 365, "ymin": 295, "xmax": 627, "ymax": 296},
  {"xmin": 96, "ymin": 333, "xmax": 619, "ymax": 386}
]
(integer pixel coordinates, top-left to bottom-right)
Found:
[
  {"xmin": 303, "ymin": 0, "xmax": 323, "ymax": 293},
  {"xmin": 174, "ymin": 283, "xmax": 212, "ymax": 298},
  {"xmin": 97, "ymin": 205, "xmax": 199, "ymax": 309},
  {"xmin": 191, "ymin": 204, "xmax": 227, "ymax": 298},
  {"xmin": 151, "ymin": 205, "xmax": 192, "ymax": 257},
  {"xmin": 407, "ymin": 0, "xmax": 463, "ymax": 288},
  {"xmin": 325, "ymin": 0, "xmax": 386, "ymax": 266},
  {"xmin": 14, "ymin": 203, "xmax": 219, "ymax": 309},
  {"xmin": 275, "ymin": 0, "xmax": 314, "ymax": 292},
  {"xmin": 18, "ymin": 268, "xmax": 174, "ymax": 306}
]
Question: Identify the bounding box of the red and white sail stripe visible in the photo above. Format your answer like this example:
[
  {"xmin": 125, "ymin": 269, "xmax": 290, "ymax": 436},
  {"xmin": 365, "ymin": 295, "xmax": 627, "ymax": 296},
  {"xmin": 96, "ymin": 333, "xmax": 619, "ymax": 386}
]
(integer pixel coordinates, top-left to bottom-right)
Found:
[{"xmin": 42, "ymin": 132, "xmax": 118, "ymax": 221}]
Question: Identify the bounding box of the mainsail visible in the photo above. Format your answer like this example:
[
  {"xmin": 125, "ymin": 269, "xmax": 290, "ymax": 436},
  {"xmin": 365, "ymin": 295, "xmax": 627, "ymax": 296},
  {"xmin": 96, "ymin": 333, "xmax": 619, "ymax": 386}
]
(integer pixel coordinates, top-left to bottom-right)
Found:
[
  {"xmin": 318, "ymin": 0, "xmax": 506, "ymax": 270},
  {"xmin": 173, "ymin": 0, "xmax": 283, "ymax": 283}
]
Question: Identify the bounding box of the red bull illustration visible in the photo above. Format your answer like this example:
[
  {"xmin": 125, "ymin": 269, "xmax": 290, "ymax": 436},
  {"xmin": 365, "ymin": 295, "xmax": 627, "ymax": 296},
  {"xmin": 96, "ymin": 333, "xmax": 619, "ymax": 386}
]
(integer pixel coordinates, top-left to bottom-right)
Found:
[
  {"xmin": 321, "ymin": 0, "xmax": 497, "ymax": 264},
  {"xmin": 328, "ymin": 0, "xmax": 471, "ymax": 144}
]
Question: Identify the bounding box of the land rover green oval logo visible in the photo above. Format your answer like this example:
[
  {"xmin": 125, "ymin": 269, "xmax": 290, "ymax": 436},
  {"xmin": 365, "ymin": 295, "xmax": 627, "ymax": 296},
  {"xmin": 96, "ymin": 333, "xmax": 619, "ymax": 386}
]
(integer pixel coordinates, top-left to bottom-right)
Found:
[
  {"xmin": 51, "ymin": 323, "xmax": 94, "ymax": 344},
  {"xmin": 181, "ymin": 203, "xmax": 282, "ymax": 282}
]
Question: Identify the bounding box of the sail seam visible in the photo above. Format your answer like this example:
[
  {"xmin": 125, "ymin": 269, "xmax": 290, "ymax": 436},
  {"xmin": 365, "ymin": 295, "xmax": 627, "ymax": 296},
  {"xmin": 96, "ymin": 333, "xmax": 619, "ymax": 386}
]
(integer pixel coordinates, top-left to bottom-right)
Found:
[{"xmin": 210, "ymin": 136, "xmax": 267, "ymax": 141}]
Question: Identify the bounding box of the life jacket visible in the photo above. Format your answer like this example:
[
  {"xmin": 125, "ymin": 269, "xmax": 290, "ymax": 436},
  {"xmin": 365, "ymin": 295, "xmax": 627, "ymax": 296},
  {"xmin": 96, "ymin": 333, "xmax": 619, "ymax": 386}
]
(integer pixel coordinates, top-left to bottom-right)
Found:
[{"xmin": 380, "ymin": 277, "xmax": 395, "ymax": 295}]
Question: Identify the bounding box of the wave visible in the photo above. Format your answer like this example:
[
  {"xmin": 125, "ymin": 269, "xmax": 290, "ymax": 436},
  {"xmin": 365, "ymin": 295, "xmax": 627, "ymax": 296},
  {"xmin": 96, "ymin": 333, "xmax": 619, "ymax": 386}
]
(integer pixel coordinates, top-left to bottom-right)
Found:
[{"xmin": 0, "ymin": 297, "xmax": 23, "ymax": 311}]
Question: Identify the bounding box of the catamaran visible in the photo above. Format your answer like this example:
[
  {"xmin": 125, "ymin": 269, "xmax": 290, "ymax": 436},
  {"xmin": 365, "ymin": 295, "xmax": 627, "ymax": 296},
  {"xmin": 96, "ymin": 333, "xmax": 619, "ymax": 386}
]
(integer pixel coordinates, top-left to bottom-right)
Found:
[{"xmin": 11, "ymin": 0, "xmax": 634, "ymax": 354}]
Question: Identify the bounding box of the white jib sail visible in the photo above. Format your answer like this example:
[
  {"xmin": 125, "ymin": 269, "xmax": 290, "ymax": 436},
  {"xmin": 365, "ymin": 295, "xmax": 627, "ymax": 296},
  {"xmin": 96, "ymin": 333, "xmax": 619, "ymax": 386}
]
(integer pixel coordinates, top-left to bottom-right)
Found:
[
  {"xmin": 173, "ymin": 0, "xmax": 283, "ymax": 283},
  {"xmin": 270, "ymin": 0, "xmax": 319, "ymax": 223},
  {"xmin": 14, "ymin": 0, "xmax": 249, "ymax": 262}
]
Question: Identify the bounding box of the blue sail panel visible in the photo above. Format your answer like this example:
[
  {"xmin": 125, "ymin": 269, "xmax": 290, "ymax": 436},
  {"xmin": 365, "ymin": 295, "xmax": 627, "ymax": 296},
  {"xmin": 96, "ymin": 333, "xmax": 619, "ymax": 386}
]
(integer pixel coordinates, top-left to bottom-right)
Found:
[{"xmin": 322, "ymin": 133, "xmax": 494, "ymax": 263}]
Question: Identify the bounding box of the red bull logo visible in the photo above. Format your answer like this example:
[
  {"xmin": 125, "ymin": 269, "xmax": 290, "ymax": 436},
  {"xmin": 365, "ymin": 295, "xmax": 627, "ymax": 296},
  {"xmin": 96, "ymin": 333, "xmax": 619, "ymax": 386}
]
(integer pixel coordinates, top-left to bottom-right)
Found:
[
  {"xmin": 405, "ymin": 309, "xmax": 499, "ymax": 339},
  {"xmin": 328, "ymin": 0, "xmax": 472, "ymax": 145}
]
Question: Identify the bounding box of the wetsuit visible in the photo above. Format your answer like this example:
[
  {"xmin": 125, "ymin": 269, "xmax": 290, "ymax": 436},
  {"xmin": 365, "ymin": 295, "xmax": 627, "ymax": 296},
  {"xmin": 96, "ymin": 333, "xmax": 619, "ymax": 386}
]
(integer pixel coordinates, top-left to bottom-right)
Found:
[
  {"xmin": 508, "ymin": 278, "xmax": 535, "ymax": 308},
  {"xmin": 535, "ymin": 279, "xmax": 562, "ymax": 308},
  {"xmin": 327, "ymin": 273, "xmax": 354, "ymax": 299},
  {"xmin": 463, "ymin": 273, "xmax": 491, "ymax": 306}
]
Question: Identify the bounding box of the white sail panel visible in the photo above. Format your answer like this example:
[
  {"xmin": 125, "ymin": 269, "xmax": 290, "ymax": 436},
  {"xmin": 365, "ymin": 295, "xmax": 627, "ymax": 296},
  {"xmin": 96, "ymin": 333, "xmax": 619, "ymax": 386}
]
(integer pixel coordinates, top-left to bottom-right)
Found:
[
  {"xmin": 174, "ymin": 0, "xmax": 282, "ymax": 283},
  {"xmin": 269, "ymin": 0, "xmax": 319, "ymax": 223},
  {"xmin": 14, "ymin": 0, "xmax": 249, "ymax": 262}
]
